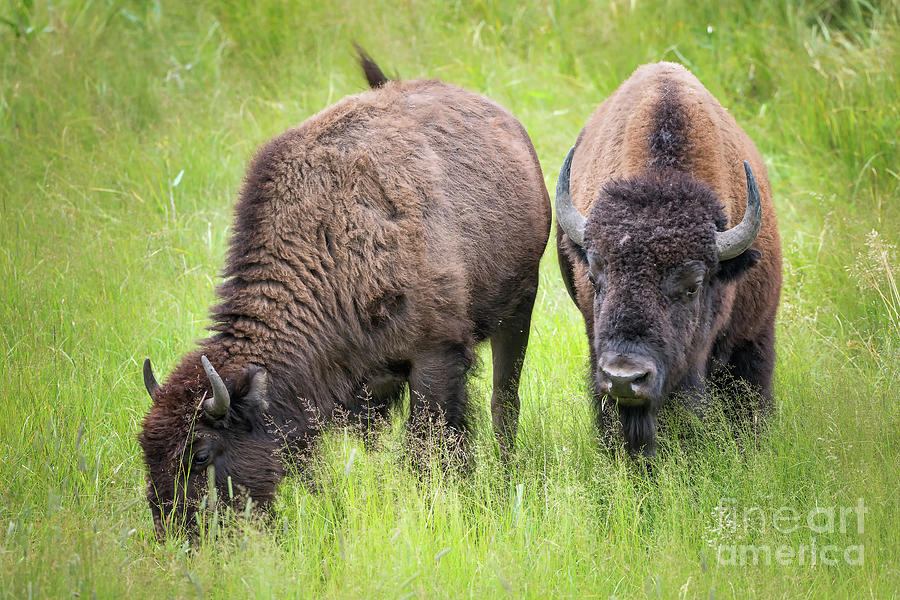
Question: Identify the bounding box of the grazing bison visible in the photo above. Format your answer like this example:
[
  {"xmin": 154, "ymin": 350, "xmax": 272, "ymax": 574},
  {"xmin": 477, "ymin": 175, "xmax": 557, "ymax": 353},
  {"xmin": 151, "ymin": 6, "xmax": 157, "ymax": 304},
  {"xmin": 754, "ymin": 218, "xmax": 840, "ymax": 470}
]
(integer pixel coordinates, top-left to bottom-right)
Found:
[
  {"xmin": 139, "ymin": 52, "xmax": 551, "ymax": 536},
  {"xmin": 555, "ymin": 62, "xmax": 781, "ymax": 457}
]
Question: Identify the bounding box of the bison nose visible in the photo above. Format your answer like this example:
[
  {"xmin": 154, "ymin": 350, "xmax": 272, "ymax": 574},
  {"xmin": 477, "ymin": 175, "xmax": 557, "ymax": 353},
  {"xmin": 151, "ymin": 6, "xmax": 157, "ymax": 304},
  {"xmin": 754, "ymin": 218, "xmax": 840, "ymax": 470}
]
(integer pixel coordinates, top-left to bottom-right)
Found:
[{"xmin": 598, "ymin": 352, "xmax": 657, "ymax": 404}]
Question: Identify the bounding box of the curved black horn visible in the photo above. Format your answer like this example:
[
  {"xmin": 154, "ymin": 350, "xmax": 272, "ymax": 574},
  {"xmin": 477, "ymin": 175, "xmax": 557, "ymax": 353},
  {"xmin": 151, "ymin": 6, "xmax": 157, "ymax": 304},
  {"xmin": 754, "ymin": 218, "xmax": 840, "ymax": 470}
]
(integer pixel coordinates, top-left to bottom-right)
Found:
[
  {"xmin": 143, "ymin": 358, "xmax": 159, "ymax": 398},
  {"xmin": 716, "ymin": 161, "xmax": 763, "ymax": 261},
  {"xmin": 555, "ymin": 146, "xmax": 587, "ymax": 248},
  {"xmin": 201, "ymin": 355, "xmax": 230, "ymax": 418}
]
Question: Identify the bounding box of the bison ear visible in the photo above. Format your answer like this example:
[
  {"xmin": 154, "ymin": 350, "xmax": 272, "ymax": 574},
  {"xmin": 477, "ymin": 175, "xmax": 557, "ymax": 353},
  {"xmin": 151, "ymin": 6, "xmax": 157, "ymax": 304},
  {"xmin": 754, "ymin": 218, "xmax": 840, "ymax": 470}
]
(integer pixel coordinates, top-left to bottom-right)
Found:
[
  {"xmin": 717, "ymin": 248, "xmax": 762, "ymax": 282},
  {"xmin": 234, "ymin": 366, "xmax": 269, "ymax": 413},
  {"xmin": 246, "ymin": 369, "xmax": 269, "ymax": 412}
]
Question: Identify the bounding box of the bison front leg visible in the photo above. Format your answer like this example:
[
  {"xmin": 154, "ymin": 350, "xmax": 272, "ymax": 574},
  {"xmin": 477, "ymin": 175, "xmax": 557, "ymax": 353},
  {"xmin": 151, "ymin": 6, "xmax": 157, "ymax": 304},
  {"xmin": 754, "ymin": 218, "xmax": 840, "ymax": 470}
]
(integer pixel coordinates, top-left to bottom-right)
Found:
[
  {"xmin": 724, "ymin": 328, "xmax": 775, "ymax": 434},
  {"xmin": 346, "ymin": 377, "xmax": 406, "ymax": 451},
  {"xmin": 407, "ymin": 343, "xmax": 474, "ymax": 466},
  {"xmin": 676, "ymin": 369, "xmax": 711, "ymax": 420},
  {"xmin": 489, "ymin": 291, "xmax": 536, "ymax": 462}
]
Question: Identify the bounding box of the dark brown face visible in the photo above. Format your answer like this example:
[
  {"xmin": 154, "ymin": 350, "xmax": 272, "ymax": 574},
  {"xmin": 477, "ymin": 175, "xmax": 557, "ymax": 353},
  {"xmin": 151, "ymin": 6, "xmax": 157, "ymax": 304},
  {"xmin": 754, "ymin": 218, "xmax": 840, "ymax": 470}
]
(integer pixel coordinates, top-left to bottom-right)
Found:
[
  {"xmin": 582, "ymin": 174, "xmax": 759, "ymax": 412},
  {"xmin": 139, "ymin": 356, "xmax": 282, "ymax": 539},
  {"xmin": 139, "ymin": 398, "xmax": 215, "ymax": 538},
  {"xmin": 586, "ymin": 248, "xmax": 717, "ymax": 408}
]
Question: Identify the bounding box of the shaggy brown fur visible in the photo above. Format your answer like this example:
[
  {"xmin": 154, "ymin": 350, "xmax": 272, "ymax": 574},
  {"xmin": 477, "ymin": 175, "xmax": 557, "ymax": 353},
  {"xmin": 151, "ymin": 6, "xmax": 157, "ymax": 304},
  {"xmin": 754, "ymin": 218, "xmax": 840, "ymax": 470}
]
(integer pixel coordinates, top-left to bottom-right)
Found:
[
  {"xmin": 556, "ymin": 62, "xmax": 782, "ymax": 456},
  {"xmin": 140, "ymin": 58, "xmax": 550, "ymax": 537}
]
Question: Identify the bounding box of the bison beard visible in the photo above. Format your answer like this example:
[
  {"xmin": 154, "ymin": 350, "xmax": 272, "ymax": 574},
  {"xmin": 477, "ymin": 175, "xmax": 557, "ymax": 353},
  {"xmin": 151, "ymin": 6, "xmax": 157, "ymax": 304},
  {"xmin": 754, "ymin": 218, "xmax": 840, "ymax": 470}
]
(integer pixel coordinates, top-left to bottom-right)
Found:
[
  {"xmin": 619, "ymin": 406, "xmax": 656, "ymax": 454},
  {"xmin": 138, "ymin": 49, "xmax": 551, "ymax": 537}
]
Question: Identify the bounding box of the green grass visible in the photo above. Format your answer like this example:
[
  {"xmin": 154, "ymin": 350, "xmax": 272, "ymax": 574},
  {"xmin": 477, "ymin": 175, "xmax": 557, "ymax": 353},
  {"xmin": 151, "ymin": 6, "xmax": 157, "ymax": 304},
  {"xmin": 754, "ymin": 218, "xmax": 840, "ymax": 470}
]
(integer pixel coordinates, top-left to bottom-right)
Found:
[{"xmin": 1, "ymin": 0, "xmax": 898, "ymax": 597}]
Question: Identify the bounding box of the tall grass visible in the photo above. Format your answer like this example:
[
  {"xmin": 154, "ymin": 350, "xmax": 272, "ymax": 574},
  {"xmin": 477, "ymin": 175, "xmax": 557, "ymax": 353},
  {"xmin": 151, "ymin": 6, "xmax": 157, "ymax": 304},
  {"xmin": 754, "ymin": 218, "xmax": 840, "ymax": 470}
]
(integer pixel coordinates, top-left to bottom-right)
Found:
[{"xmin": 1, "ymin": 0, "xmax": 898, "ymax": 597}]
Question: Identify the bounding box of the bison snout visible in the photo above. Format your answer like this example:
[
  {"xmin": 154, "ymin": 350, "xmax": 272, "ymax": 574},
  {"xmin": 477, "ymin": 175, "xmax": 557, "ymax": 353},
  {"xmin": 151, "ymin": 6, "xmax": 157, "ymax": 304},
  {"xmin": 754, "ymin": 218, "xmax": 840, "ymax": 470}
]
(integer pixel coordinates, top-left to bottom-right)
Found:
[{"xmin": 597, "ymin": 352, "xmax": 657, "ymax": 405}]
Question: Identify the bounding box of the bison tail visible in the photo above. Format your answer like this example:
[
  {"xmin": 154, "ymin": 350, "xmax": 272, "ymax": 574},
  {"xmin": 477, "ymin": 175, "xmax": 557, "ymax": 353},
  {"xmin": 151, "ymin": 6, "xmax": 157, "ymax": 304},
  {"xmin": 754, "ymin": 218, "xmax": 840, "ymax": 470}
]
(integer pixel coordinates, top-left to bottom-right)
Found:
[{"xmin": 352, "ymin": 42, "xmax": 390, "ymax": 89}]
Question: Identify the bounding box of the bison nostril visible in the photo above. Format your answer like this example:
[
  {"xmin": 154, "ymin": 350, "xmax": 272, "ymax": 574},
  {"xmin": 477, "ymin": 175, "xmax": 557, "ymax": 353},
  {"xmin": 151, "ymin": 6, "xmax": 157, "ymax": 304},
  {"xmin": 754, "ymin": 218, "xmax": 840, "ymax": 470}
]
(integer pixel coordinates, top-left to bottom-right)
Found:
[
  {"xmin": 607, "ymin": 371, "xmax": 646, "ymax": 385},
  {"xmin": 604, "ymin": 369, "xmax": 650, "ymax": 394},
  {"xmin": 598, "ymin": 351, "xmax": 656, "ymax": 399}
]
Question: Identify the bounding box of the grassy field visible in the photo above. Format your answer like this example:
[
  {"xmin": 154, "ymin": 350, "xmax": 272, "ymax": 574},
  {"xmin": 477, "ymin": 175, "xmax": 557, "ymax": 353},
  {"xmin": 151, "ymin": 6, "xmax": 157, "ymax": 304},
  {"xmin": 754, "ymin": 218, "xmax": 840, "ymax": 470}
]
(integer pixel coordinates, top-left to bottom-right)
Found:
[{"xmin": 1, "ymin": 0, "xmax": 899, "ymax": 597}]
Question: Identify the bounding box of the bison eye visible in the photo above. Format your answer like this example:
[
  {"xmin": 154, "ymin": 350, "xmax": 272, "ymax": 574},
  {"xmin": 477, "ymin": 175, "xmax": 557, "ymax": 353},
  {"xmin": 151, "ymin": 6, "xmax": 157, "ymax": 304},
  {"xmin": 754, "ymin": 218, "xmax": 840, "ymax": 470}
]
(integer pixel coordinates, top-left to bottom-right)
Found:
[
  {"xmin": 193, "ymin": 450, "xmax": 211, "ymax": 467},
  {"xmin": 684, "ymin": 284, "xmax": 700, "ymax": 299}
]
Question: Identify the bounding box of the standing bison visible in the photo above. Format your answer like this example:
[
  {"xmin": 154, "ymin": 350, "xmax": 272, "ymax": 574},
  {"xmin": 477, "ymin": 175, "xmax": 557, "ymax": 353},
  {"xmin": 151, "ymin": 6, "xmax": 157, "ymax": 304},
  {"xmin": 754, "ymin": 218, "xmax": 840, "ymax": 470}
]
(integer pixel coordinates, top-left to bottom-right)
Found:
[
  {"xmin": 139, "ymin": 52, "xmax": 550, "ymax": 536},
  {"xmin": 555, "ymin": 62, "xmax": 782, "ymax": 457}
]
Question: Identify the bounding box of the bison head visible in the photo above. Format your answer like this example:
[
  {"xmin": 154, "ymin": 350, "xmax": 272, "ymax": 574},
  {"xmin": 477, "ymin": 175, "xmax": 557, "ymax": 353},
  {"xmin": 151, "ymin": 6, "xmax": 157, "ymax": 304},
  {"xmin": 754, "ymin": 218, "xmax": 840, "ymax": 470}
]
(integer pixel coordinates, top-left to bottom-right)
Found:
[
  {"xmin": 139, "ymin": 353, "xmax": 282, "ymax": 539},
  {"xmin": 556, "ymin": 147, "xmax": 762, "ymax": 454}
]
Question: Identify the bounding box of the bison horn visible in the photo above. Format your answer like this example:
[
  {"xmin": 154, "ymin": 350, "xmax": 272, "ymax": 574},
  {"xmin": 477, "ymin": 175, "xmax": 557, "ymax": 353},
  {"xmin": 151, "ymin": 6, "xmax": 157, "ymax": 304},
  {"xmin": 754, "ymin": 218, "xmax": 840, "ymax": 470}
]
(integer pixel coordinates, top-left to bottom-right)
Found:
[
  {"xmin": 716, "ymin": 161, "xmax": 763, "ymax": 261},
  {"xmin": 200, "ymin": 355, "xmax": 230, "ymax": 418},
  {"xmin": 143, "ymin": 358, "xmax": 159, "ymax": 398},
  {"xmin": 555, "ymin": 145, "xmax": 587, "ymax": 248}
]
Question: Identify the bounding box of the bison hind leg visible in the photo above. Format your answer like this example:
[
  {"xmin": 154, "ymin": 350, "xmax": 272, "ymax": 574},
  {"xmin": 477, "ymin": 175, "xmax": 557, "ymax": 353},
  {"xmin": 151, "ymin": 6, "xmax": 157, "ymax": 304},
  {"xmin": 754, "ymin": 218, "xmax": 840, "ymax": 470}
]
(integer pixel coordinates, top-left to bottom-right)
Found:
[{"xmin": 489, "ymin": 287, "xmax": 537, "ymax": 462}]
